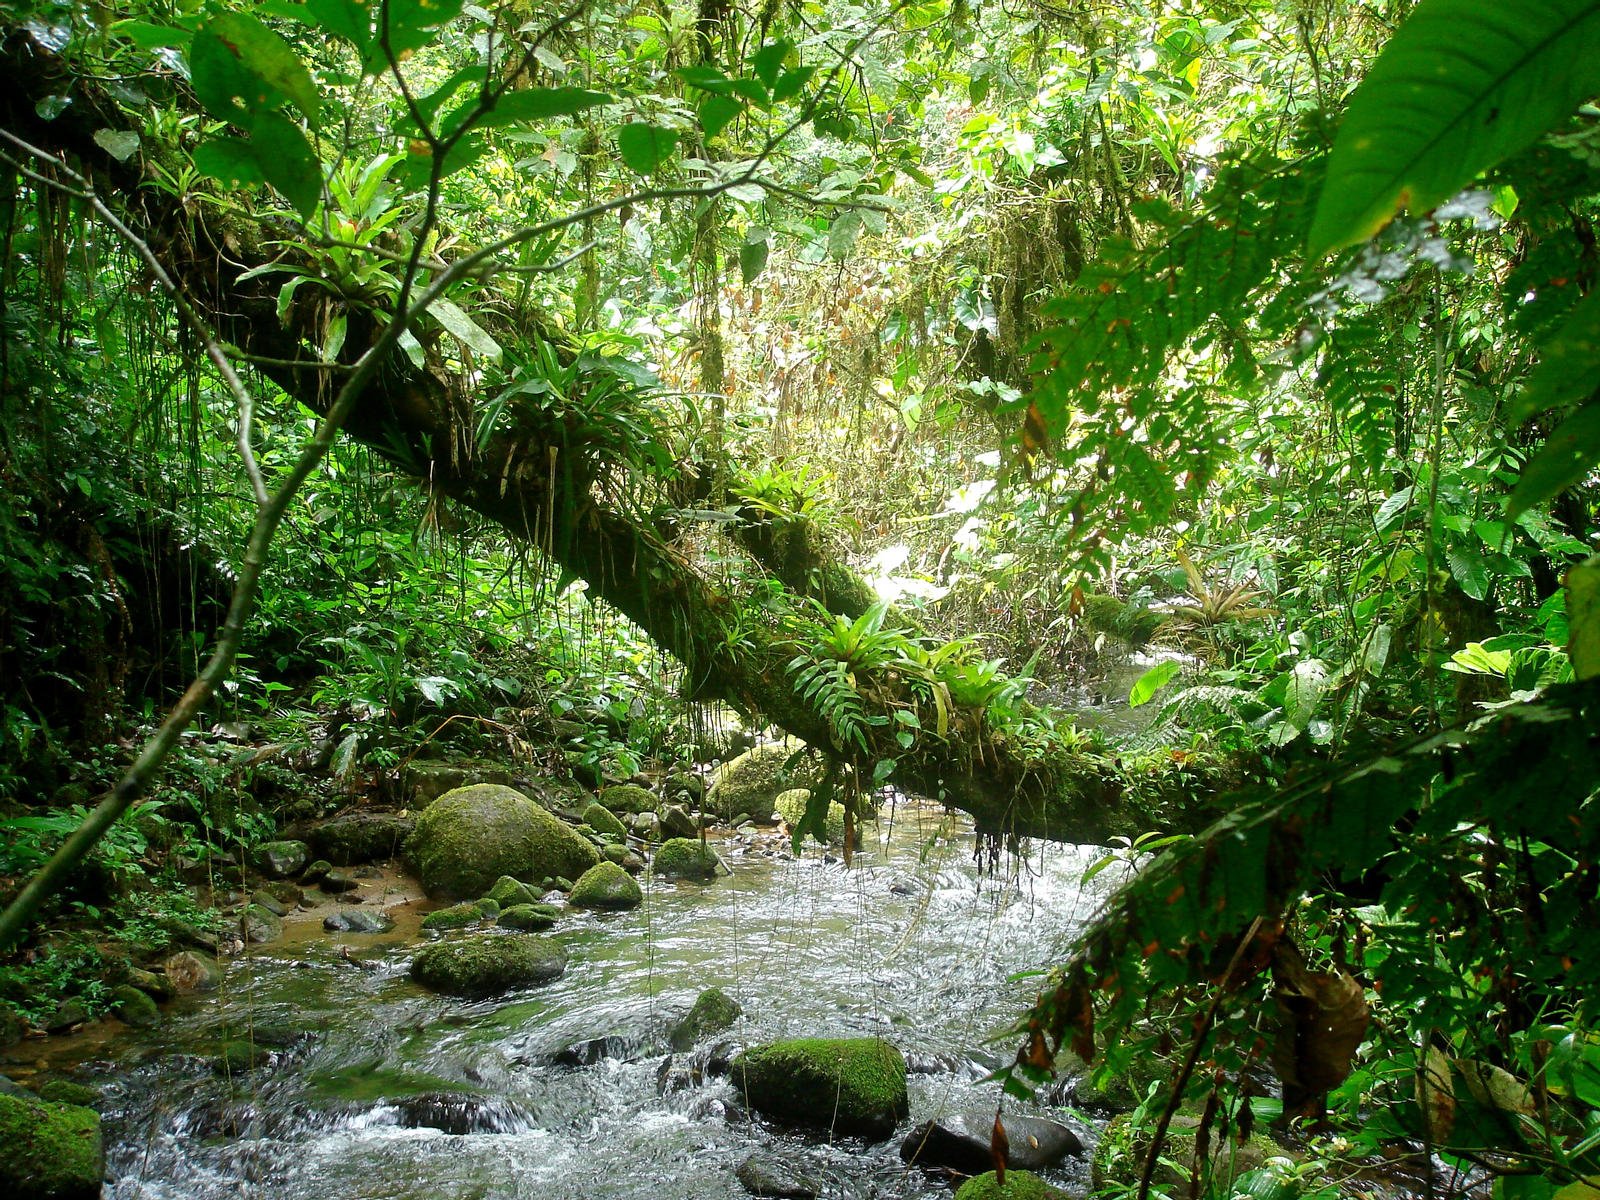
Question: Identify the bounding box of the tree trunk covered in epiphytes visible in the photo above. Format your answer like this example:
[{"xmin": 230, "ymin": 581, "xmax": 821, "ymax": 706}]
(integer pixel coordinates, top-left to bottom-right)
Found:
[{"xmin": 0, "ymin": 27, "xmax": 1206, "ymax": 844}]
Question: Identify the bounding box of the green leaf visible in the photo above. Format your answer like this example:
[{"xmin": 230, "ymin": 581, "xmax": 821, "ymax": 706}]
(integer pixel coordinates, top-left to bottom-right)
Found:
[
  {"xmin": 699, "ymin": 94, "xmax": 742, "ymax": 139},
  {"xmin": 1510, "ymin": 288, "xmax": 1600, "ymax": 422},
  {"xmin": 1308, "ymin": 0, "xmax": 1600, "ymax": 256},
  {"xmin": 464, "ymin": 86, "xmax": 613, "ymax": 132},
  {"xmin": 1128, "ymin": 660, "xmax": 1180, "ymax": 707},
  {"xmin": 93, "ymin": 128, "xmax": 140, "ymax": 162},
  {"xmin": 301, "ymin": 0, "xmax": 371, "ymax": 52},
  {"xmin": 1446, "ymin": 544, "xmax": 1491, "ymax": 602},
  {"xmin": 252, "ymin": 111, "xmax": 322, "ymax": 218},
  {"xmin": 112, "ymin": 19, "xmax": 188, "ymax": 50},
  {"xmin": 427, "ymin": 297, "xmax": 502, "ymax": 360},
  {"xmin": 191, "ymin": 12, "xmax": 321, "ymax": 125},
  {"xmin": 1567, "ymin": 555, "xmax": 1600, "ymax": 680},
  {"xmin": 770, "ymin": 65, "xmax": 815, "ymax": 105},
  {"xmin": 193, "ymin": 136, "xmax": 268, "ymax": 189},
  {"xmin": 738, "ymin": 237, "xmax": 769, "ymax": 284},
  {"xmin": 750, "ymin": 39, "xmax": 791, "ymax": 91},
  {"xmin": 359, "ymin": 0, "xmax": 466, "ymax": 74},
  {"xmin": 1507, "ymin": 400, "xmax": 1600, "ymax": 519},
  {"xmin": 826, "ymin": 210, "xmax": 863, "ymax": 260},
  {"xmin": 616, "ymin": 122, "xmax": 678, "ymax": 174}
]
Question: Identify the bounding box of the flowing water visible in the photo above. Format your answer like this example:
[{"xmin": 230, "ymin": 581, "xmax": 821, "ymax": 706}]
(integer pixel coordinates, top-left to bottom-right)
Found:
[{"xmin": 36, "ymin": 799, "xmax": 1125, "ymax": 1199}]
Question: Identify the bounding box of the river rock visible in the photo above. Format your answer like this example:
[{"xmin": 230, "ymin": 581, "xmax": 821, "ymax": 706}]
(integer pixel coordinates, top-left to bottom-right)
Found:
[
  {"xmin": 659, "ymin": 804, "xmax": 698, "ymax": 840},
  {"xmin": 653, "ymin": 837, "xmax": 718, "ymax": 880},
  {"xmin": 706, "ymin": 743, "xmax": 824, "ymax": 822},
  {"xmin": 954, "ymin": 1170, "xmax": 1071, "ymax": 1199},
  {"xmin": 735, "ymin": 1151, "xmax": 824, "ymax": 1199},
  {"xmin": 35, "ymin": 1080, "xmax": 99, "ymax": 1108},
  {"xmin": 402, "ymin": 758, "xmax": 513, "ymax": 808},
  {"xmin": 323, "ymin": 908, "xmax": 395, "ymax": 933},
  {"xmin": 389, "ymin": 1091, "xmax": 533, "ymax": 1134},
  {"xmin": 663, "ymin": 772, "xmax": 705, "ymax": 804},
  {"xmin": 110, "ymin": 983, "xmax": 160, "ymax": 1029},
  {"xmin": 731, "ymin": 1037, "xmax": 908, "ymax": 1141},
  {"xmin": 250, "ymin": 889, "xmax": 289, "ymax": 917},
  {"xmin": 669, "ymin": 987, "xmax": 742, "ymax": 1051},
  {"xmin": 628, "ymin": 810, "xmax": 662, "ymax": 840},
  {"xmin": 497, "ymin": 904, "xmax": 560, "ymax": 931},
  {"xmin": 308, "ymin": 813, "xmax": 415, "ymax": 865},
  {"xmin": 569, "ymin": 861, "xmax": 642, "ymax": 909},
  {"xmin": 409, "ymin": 933, "xmax": 568, "ymax": 996},
  {"xmin": 553, "ymin": 1035, "xmax": 639, "ymax": 1067},
  {"xmin": 318, "ymin": 870, "xmax": 359, "ymax": 894},
  {"xmin": 597, "ymin": 783, "xmax": 656, "ymax": 814},
  {"xmin": 254, "ymin": 839, "xmax": 309, "ymax": 879},
  {"xmin": 238, "ymin": 908, "xmax": 283, "ymax": 947},
  {"xmin": 45, "ymin": 999, "xmax": 91, "ymax": 1033},
  {"xmin": 406, "ymin": 785, "xmax": 598, "ymax": 900},
  {"xmin": 0, "ymin": 1093, "xmax": 102, "ymax": 1200},
  {"xmin": 901, "ymin": 1111, "xmax": 1083, "ymax": 1175},
  {"xmin": 581, "ymin": 802, "xmax": 629, "ymax": 840},
  {"xmin": 164, "ymin": 949, "xmax": 222, "ymax": 992},
  {"xmin": 484, "ymin": 875, "xmax": 541, "ymax": 908},
  {"xmin": 421, "ymin": 901, "xmax": 490, "ymax": 932}
]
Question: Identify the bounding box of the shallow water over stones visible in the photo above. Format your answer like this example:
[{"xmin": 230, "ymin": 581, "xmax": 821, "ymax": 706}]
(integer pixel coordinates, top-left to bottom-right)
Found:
[{"xmin": 59, "ymin": 800, "xmax": 1121, "ymax": 1199}]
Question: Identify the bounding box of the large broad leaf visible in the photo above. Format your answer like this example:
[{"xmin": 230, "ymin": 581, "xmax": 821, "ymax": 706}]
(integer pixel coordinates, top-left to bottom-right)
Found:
[
  {"xmin": 193, "ymin": 136, "xmax": 268, "ymax": 189},
  {"xmin": 1509, "ymin": 288, "xmax": 1600, "ymax": 422},
  {"xmin": 252, "ymin": 111, "xmax": 322, "ymax": 218},
  {"xmin": 1308, "ymin": 0, "xmax": 1600, "ymax": 256},
  {"xmin": 616, "ymin": 122, "xmax": 678, "ymax": 174},
  {"xmin": 1128, "ymin": 659, "xmax": 1180, "ymax": 707},
  {"xmin": 1507, "ymin": 400, "xmax": 1600, "ymax": 519},
  {"xmin": 190, "ymin": 11, "xmax": 320, "ymax": 125},
  {"xmin": 449, "ymin": 86, "xmax": 613, "ymax": 134}
]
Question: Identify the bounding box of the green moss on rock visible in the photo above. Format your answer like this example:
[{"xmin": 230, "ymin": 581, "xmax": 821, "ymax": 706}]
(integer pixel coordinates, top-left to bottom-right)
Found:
[
  {"xmin": 774, "ymin": 788, "xmax": 850, "ymax": 844},
  {"xmin": 484, "ymin": 875, "xmax": 540, "ymax": 908},
  {"xmin": 110, "ymin": 984, "xmax": 160, "ymax": 1029},
  {"xmin": 33, "ymin": 1081, "xmax": 99, "ymax": 1109},
  {"xmin": 731, "ymin": 1037, "xmax": 908, "ymax": 1141},
  {"xmin": 706, "ymin": 743, "xmax": 825, "ymax": 821},
  {"xmin": 410, "ymin": 933, "xmax": 568, "ymax": 996},
  {"xmin": 653, "ymin": 837, "xmax": 719, "ymax": 880},
  {"xmin": 420, "ymin": 902, "xmax": 489, "ymax": 932},
  {"xmin": 497, "ymin": 903, "xmax": 559, "ymax": 931},
  {"xmin": 582, "ymin": 802, "xmax": 629, "ymax": 839},
  {"xmin": 669, "ymin": 986, "xmax": 742, "ymax": 1051},
  {"xmin": 954, "ymin": 1170, "xmax": 1069, "ymax": 1200},
  {"xmin": 569, "ymin": 861, "xmax": 643, "ymax": 909},
  {"xmin": 598, "ymin": 784, "xmax": 657, "ymax": 814},
  {"xmin": 406, "ymin": 784, "xmax": 598, "ymax": 900},
  {"xmin": 0, "ymin": 1093, "xmax": 102, "ymax": 1200}
]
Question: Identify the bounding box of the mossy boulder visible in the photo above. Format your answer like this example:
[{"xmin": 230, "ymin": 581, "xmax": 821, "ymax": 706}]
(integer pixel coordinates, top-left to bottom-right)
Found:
[
  {"xmin": 484, "ymin": 875, "xmax": 541, "ymax": 908},
  {"xmin": 569, "ymin": 861, "xmax": 642, "ymax": 909},
  {"xmin": 597, "ymin": 784, "xmax": 657, "ymax": 814},
  {"xmin": 732, "ymin": 1037, "xmax": 908, "ymax": 1141},
  {"xmin": 110, "ymin": 984, "xmax": 160, "ymax": 1029},
  {"xmin": 1092, "ymin": 1112, "xmax": 1284, "ymax": 1200},
  {"xmin": 163, "ymin": 949, "xmax": 222, "ymax": 993},
  {"xmin": 498, "ymin": 903, "xmax": 559, "ymax": 931},
  {"xmin": 34, "ymin": 1081, "xmax": 99, "ymax": 1109},
  {"xmin": 653, "ymin": 837, "xmax": 718, "ymax": 880},
  {"xmin": 774, "ymin": 788, "xmax": 853, "ymax": 845},
  {"xmin": 254, "ymin": 839, "xmax": 309, "ymax": 879},
  {"xmin": 0, "ymin": 1093, "xmax": 103, "ymax": 1199},
  {"xmin": 582, "ymin": 802, "xmax": 628, "ymax": 839},
  {"xmin": 401, "ymin": 758, "xmax": 512, "ymax": 807},
  {"xmin": 954, "ymin": 1170, "xmax": 1070, "ymax": 1200},
  {"xmin": 406, "ymin": 785, "xmax": 598, "ymax": 900},
  {"xmin": 308, "ymin": 813, "xmax": 415, "ymax": 865},
  {"xmin": 669, "ymin": 987, "xmax": 742, "ymax": 1051},
  {"xmin": 239, "ymin": 903, "xmax": 283, "ymax": 943},
  {"xmin": 410, "ymin": 933, "xmax": 568, "ymax": 996},
  {"xmin": 420, "ymin": 901, "xmax": 492, "ymax": 932},
  {"xmin": 706, "ymin": 742, "xmax": 825, "ymax": 822}
]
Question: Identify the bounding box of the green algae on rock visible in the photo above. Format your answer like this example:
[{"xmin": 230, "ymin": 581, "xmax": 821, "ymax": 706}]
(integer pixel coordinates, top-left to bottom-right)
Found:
[
  {"xmin": 409, "ymin": 932, "xmax": 568, "ymax": 996},
  {"xmin": 406, "ymin": 784, "xmax": 598, "ymax": 900},
  {"xmin": 731, "ymin": 1037, "xmax": 908, "ymax": 1141},
  {"xmin": 953, "ymin": 1169, "xmax": 1070, "ymax": 1200},
  {"xmin": 0, "ymin": 1093, "xmax": 102, "ymax": 1200},
  {"xmin": 497, "ymin": 903, "xmax": 560, "ymax": 931},
  {"xmin": 653, "ymin": 837, "xmax": 719, "ymax": 880},
  {"xmin": 569, "ymin": 861, "xmax": 643, "ymax": 910}
]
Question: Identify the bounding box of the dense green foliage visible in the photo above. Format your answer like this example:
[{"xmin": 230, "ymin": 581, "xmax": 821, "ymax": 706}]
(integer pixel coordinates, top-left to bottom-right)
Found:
[{"xmin": 0, "ymin": 0, "xmax": 1598, "ymax": 1196}]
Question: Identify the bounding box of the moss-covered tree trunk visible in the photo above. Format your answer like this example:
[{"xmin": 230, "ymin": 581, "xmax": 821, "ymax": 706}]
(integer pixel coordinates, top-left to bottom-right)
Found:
[{"xmin": 0, "ymin": 27, "xmax": 1199, "ymax": 846}]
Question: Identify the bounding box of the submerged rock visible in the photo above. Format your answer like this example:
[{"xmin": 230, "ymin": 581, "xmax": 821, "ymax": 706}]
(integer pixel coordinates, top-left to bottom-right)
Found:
[
  {"xmin": 255, "ymin": 839, "xmax": 309, "ymax": 879},
  {"xmin": 387, "ymin": 1091, "xmax": 534, "ymax": 1134},
  {"xmin": 735, "ymin": 1151, "xmax": 824, "ymax": 1199},
  {"xmin": 669, "ymin": 987, "xmax": 742, "ymax": 1051},
  {"xmin": 406, "ymin": 785, "xmax": 598, "ymax": 900},
  {"xmin": 308, "ymin": 813, "xmax": 415, "ymax": 865},
  {"xmin": 0, "ymin": 1093, "xmax": 102, "ymax": 1200},
  {"xmin": 653, "ymin": 837, "xmax": 718, "ymax": 880},
  {"xmin": 569, "ymin": 861, "xmax": 642, "ymax": 910},
  {"xmin": 901, "ymin": 1111, "xmax": 1083, "ymax": 1175},
  {"xmin": 322, "ymin": 908, "xmax": 395, "ymax": 934},
  {"xmin": 954, "ymin": 1169, "xmax": 1071, "ymax": 1199},
  {"xmin": 409, "ymin": 933, "xmax": 568, "ymax": 996},
  {"xmin": 553, "ymin": 1035, "xmax": 640, "ymax": 1067},
  {"xmin": 731, "ymin": 1037, "xmax": 908, "ymax": 1141}
]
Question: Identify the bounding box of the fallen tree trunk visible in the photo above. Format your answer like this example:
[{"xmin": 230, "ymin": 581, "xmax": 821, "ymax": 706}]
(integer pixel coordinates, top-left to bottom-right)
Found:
[{"xmin": 0, "ymin": 27, "xmax": 1209, "ymax": 847}]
